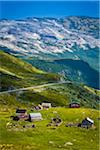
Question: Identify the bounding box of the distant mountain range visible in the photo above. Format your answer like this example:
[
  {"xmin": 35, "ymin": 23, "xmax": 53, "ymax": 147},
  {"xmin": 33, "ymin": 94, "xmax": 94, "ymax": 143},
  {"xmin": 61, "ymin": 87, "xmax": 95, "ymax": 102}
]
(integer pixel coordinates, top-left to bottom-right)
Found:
[{"xmin": 0, "ymin": 16, "xmax": 99, "ymax": 89}]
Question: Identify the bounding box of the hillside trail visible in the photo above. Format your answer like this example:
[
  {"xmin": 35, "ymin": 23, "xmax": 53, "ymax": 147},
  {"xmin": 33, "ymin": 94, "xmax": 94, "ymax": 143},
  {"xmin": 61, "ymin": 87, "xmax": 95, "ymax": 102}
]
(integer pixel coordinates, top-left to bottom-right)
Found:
[{"xmin": 0, "ymin": 81, "xmax": 71, "ymax": 94}]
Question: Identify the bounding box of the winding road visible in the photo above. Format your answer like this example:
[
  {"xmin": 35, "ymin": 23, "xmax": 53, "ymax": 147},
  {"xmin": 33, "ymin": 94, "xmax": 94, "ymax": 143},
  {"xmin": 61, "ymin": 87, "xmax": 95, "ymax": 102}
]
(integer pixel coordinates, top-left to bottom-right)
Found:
[{"xmin": 0, "ymin": 81, "xmax": 71, "ymax": 94}]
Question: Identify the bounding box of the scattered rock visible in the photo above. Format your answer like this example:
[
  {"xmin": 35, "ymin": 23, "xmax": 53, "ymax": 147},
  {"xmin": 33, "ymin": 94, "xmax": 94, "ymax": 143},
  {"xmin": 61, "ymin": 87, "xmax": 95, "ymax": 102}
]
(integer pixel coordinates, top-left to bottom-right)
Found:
[
  {"xmin": 76, "ymin": 118, "xmax": 79, "ymax": 121},
  {"xmin": 49, "ymin": 141, "xmax": 54, "ymax": 144},
  {"xmin": 64, "ymin": 142, "xmax": 73, "ymax": 146},
  {"xmin": 0, "ymin": 144, "xmax": 14, "ymax": 150},
  {"xmin": 91, "ymin": 139, "xmax": 93, "ymax": 142},
  {"xmin": 58, "ymin": 145, "xmax": 62, "ymax": 148},
  {"xmin": 91, "ymin": 125, "xmax": 96, "ymax": 129},
  {"xmin": 53, "ymin": 111, "xmax": 57, "ymax": 114}
]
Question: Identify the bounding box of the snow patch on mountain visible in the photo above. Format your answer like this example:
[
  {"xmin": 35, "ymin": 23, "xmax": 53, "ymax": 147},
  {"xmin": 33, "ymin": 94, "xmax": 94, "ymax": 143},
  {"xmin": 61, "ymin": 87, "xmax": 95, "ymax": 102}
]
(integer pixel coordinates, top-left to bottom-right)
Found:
[{"xmin": 0, "ymin": 17, "xmax": 99, "ymax": 56}]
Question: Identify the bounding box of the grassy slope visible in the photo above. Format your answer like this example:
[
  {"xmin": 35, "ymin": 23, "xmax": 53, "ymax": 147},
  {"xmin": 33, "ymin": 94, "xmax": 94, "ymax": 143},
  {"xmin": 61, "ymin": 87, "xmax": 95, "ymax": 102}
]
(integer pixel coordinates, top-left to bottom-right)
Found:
[
  {"xmin": 0, "ymin": 50, "xmax": 99, "ymax": 109},
  {"xmin": 0, "ymin": 101, "xmax": 99, "ymax": 150},
  {"xmin": 0, "ymin": 103, "xmax": 99, "ymax": 150},
  {"xmin": 0, "ymin": 51, "xmax": 99, "ymax": 150},
  {"xmin": 0, "ymin": 93, "xmax": 99, "ymax": 150},
  {"xmin": 18, "ymin": 83, "xmax": 99, "ymax": 109},
  {"xmin": 0, "ymin": 51, "xmax": 60, "ymax": 91}
]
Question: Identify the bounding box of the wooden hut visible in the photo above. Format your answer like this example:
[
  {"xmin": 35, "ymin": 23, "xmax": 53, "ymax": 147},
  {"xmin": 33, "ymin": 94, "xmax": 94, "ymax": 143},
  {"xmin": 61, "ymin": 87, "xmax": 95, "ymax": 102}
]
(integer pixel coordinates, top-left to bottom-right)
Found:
[
  {"xmin": 42, "ymin": 103, "xmax": 51, "ymax": 109},
  {"xmin": 69, "ymin": 102, "xmax": 80, "ymax": 108},
  {"xmin": 81, "ymin": 117, "xmax": 94, "ymax": 128},
  {"xmin": 69, "ymin": 98, "xmax": 80, "ymax": 108},
  {"xmin": 29, "ymin": 113, "xmax": 42, "ymax": 122},
  {"xmin": 16, "ymin": 109, "xmax": 27, "ymax": 119}
]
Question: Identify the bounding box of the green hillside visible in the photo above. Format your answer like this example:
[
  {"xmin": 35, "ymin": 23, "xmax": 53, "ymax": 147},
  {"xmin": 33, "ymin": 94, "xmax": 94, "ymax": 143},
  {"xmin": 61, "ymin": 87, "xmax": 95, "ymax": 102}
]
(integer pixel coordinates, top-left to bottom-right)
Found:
[
  {"xmin": 0, "ymin": 51, "xmax": 99, "ymax": 109},
  {"xmin": 0, "ymin": 50, "xmax": 99, "ymax": 150},
  {"xmin": 0, "ymin": 104, "xmax": 99, "ymax": 150},
  {"xmin": 26, "ymin": 58, "xmax": 99, "ymax": 89},
  {"xmin": 16, "ymin": 83, "xmax": 98, "ymax": 109},
  {"xmin": 0, "ymin": 51, "xmax": 60, "ymax": 91},
  {"xmin": 0, "ymin": 94, "xmax": 99, "ymax": 150}
]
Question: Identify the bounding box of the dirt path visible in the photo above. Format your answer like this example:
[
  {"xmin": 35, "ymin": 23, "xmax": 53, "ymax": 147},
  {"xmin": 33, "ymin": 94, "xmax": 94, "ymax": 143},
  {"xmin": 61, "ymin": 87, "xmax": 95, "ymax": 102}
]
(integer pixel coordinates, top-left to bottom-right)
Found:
[{"xmin": 0, "ymin": 81, "xmax": 71, "ymax": 94}]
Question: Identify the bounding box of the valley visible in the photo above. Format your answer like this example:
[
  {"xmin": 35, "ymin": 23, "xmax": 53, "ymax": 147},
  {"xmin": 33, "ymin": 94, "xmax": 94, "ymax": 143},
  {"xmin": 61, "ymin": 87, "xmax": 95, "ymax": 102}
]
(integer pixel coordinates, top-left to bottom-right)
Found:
[
  {"xmin": 25, "ymin": 57, "xmax": 99, "ymax": 89},
  {"xmin": 0, "ymin": 16, "xmax": 99, "ymax": 89}
]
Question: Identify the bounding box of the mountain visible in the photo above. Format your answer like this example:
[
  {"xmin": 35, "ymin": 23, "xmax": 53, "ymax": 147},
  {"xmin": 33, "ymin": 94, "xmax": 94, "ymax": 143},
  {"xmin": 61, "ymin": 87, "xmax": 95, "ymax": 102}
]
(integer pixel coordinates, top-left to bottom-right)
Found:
[
  {"xmin": 0, "ymin": 16, "xmax": 99, "ymax": 88},
  {"xmin": 27, "ymin": 58, "xmax": 99, "ymax": 89}
]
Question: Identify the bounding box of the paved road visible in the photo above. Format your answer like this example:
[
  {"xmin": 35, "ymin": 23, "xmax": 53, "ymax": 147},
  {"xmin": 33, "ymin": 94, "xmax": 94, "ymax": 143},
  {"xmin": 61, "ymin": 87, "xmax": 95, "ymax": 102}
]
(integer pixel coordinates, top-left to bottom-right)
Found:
[{"xmin": 0, "ymin": 81, "xmax": 71, "ymax": 94}]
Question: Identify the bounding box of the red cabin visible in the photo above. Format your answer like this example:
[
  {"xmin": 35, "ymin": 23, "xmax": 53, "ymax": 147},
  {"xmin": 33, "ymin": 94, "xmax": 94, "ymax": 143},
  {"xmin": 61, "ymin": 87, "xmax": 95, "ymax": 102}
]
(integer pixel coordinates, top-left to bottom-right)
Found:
[
  {"xmin": 16, "ymin": 109, "xmax": 27, "ymax": 119},
  {"xmin": 69, "ymin": 103, "xmax": 80, "ymax": 108}
]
